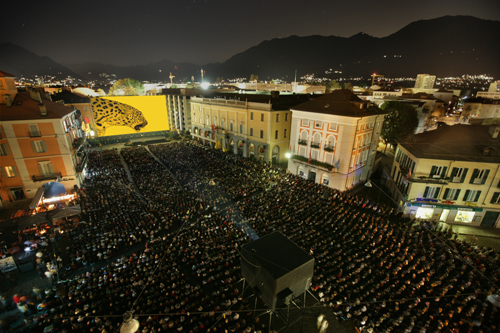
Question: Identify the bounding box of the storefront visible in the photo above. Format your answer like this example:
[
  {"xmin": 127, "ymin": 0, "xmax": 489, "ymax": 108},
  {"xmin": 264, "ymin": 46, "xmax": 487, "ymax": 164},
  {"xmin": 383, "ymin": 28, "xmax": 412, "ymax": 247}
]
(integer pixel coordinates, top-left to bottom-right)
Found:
[{"xmin": 406, "ymin": 202, "xmax": 485, "ymax": 226}]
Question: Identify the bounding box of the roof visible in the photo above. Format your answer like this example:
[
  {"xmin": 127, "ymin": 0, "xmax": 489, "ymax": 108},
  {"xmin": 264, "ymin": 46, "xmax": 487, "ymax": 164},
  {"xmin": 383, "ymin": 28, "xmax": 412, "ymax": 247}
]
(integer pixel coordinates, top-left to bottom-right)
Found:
[
  {"xmin": 397, "ymin": 124, "xmax": 500, "ymax": 163},
  {"xmin": 0, "ymin": 92, "xmax": 76, "ymax": 121},
  {"xmin": 194, "ymin": 91, "xmax": 311, "ymax": 111},
  {"xmin": 0, "ymin": 70, "xmax": 15, "ymax": 78},
  {"xmin": 51, "ymin": 90, "xmax": 90, "ymax": 104},
  {"xmin": 291, "ymin": 89, "xmax": 387, "ymax": 117},
  {"xmin": 241, "ymin": 231, "xmax": 313, "ymax": 279},
  {"xmin": 465, "ymin": 97, "xmax": 499, "ymax": 105}
]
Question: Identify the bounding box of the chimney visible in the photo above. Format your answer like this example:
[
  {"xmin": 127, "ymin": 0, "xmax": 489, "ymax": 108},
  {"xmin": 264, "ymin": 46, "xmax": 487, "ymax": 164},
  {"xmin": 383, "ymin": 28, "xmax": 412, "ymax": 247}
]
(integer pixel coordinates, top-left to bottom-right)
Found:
[
  {"xmin": 4, "ymin": 94, "xmax": 12, "ymax": 107},
  {"xmin": 29, "ymin": 89, "xmax": 42, "ymax": 102},
  {"xmin": 39, "ymin": 103, "xmax": 48, "ymax": 117},
  {"xmin": 489, "ymin": 125, "xmax": 500, "ymax": 139}
]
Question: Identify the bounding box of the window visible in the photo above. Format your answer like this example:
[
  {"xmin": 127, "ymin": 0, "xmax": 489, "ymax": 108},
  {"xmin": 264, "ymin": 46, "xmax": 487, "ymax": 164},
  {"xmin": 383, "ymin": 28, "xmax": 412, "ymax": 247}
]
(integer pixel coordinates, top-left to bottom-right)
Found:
[
  {"xmin": 491, "ymin": 192, "xmax": 500, "ymax": 204},
  {"xmin": 0, "ymin": 143, "xmax": 10, "ymax": 156},
  {"xmin": 221, "ymin": 120, "xmax": 225, "ymax": 130},
  {"xmin": 315, "ymin": 121, "xmax": 322, "ymax": 128},
  {"xmin": 31, "ymin": 140, "xmax": 47, "ymax": 153},
  {"xmin": 464, "ymin": 190, "xmax": 481, "ymax": 202},
  {"xmin": 275, "ymin": 130, "xmax": 278, "ymax": 139},
  {"xmin": 230, "ymin": 122, "xmax": 234, "ymax": 132},
  {"xmin": 38, "ymin": 161, "xmax": 55, "ymax": 176},
  {"xmin": 423, "ymin": 186, "xmax": 440, "ymax": 199},
  {"xmin": 276, "ymin": 114, "xmax": 279, "ymax": 122},
  {"xmin": 240, "ymin": 124, "xmax": 243, "ymax": 134},
  {"xmin": 261, "ymin": 114, "xmax": 264, "ymax": 122},
  {"xmin": 260, "ymin": 130, "xmax": 264, "ymax": 139},
  {"xmin": 250, "ymin": 128, "xmax": 254, "ymax": 136},
  {"xmin": 284, "ymin": 129, "xmax": 287, "ymax": 138},
  {"xmin": 430, "ymin": 166, "xmax": 447, "ymax": 178},
  {"xmin": 29, "ymin": 124, "xmax": 41, "ymax": 137},
  {"xmin": 443, "ymin": 188, "xmax": 461, "ymax": 200},
  {"xmin": 470, "ymin": 169, "xmax": 490, "ymax": 184},
  {"xmin": 285, "ymin": 113, "xmax": 288, "ymax": 121},
  {"xmin": 250, "ymin": 112, "xmax": 254, "ymax": 120},
  {"xmin": 0, "ymin": 166, "xmax": 17, "ymax": 178},
  {"xmin": 450, "ymin": 167, "xmax": 468, "ymax": 183},
  {"xmin": 302, "ymin": 119, "xmax": 309, "ymax": 126}
]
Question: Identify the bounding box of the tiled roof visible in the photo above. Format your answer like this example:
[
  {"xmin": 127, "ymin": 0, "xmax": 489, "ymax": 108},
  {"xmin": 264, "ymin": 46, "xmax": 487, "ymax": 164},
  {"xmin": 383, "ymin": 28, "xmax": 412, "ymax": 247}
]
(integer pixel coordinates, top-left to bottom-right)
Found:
[
  {"xmin": 291, "ymin": 89, "xmax": 387, "ymax": 117},
  {"xmin": 51, "ymin": 90, "xmax": 91, "ymax": 104},
  {"xmin": 0, "ymin": 70, "xmax": 16, "ymax": 78},
  {"xmin": 398, "ymin": 124, "xmax": 500, "ymax": 163},
  {"xmin": 0, "ymin": 92, "xmax": 75, "ymax": 121}
]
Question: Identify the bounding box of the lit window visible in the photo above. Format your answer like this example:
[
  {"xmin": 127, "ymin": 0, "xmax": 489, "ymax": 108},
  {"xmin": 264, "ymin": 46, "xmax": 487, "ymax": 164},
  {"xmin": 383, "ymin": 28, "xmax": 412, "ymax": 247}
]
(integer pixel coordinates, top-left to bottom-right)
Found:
[{"xmin": 1, "ymin": 166, "xmax": 17, "ymax": 178}]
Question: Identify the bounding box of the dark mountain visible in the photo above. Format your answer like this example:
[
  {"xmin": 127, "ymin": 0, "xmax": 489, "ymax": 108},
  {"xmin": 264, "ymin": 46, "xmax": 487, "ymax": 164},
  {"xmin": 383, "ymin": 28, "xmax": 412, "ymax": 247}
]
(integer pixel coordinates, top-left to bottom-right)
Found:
[
  {"xmin": 0, "ymin": 43, "xmax": 85, "ymax": 80},
  {"xmin": 1, "ymin": 16, "xmax": 499, "ymax": 83},
  {"xmin": 207, "ymin": 15, "xmax": 500, "ymax": 81}
]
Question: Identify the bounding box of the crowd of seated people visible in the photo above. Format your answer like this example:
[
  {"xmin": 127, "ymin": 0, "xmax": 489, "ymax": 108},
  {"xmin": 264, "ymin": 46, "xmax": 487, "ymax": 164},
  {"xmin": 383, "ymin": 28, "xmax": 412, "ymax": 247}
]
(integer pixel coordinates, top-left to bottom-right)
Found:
[{"xmin": 6, "ymin": 142, "xmax": 497, "ymax": 333}]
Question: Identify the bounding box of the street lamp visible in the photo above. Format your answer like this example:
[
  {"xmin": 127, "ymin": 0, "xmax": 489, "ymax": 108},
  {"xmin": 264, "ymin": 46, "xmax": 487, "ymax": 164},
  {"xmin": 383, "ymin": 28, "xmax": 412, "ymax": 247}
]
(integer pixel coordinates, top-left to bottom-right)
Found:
[{"xmin": 285, "ymin": 153, "xmax": 291, "ymax": 158}]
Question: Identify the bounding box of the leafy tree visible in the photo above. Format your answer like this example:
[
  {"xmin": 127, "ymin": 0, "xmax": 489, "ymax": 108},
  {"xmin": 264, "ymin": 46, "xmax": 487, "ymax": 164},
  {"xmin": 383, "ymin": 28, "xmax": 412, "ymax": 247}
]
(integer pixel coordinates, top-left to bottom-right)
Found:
[
  {"xmin": 380, "ymin": 101, "xmax": 419, "ymax": 152},
  {"xmin": 250, "ymin": 74, "xmax": 258, "ymax": 82},
  {"xmin": 343, "ymin": 82, "xmax": 353, "ymax": 91},
  {"xmin": 326, "ymin": 80, "xmax": 342, "ymax": 91},
  {"xmin": 215, "ymin": 77, "xmax": 222, "ymax": 84},
  {"xmin": 109, "ymin": 78, "xmax": 144, "ymax": 96},
  {"xmin": 170, "ymin": 84, "xmax": 178, "ymax": 89}
]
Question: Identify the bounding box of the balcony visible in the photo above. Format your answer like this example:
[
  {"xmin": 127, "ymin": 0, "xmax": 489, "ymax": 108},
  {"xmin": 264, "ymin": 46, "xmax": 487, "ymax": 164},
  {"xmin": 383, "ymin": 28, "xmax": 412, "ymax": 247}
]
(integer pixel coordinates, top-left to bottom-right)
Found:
[
  {"xmin": 298, "ymin": 139, "xmax": 307, "ymax": 146},
  {"xmin": 324, "ymin": 145, "xmax": 334, "ymax": 152},
  {"xmin": 409, "ymin": 176, "xmax": 450, "ymax": 184},
  {"xmin": 32, "ymin": 172, "xmax": 62, "ymax": 182},
  {"xmin": 76, "ymin": 152, "xmax": 89, "ymax": 173},
  {"xmin": 310, "ymin": 142, "xmax": 320, "ymax": 149},
  {"xmin": 29, "ymin": 131, "xmax": 42, "ymax": 137}
]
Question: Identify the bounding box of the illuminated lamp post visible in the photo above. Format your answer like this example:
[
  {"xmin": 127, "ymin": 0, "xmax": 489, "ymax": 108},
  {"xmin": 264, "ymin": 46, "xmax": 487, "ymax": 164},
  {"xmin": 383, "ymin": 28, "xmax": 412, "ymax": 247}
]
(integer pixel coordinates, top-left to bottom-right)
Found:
[
  {"xmin": 488, "ymin": 291, "xmax": 500, "ymax": 307},
  {"xmin": 120, "ymin": 312, "xmax": 140, "ymax": 333}
]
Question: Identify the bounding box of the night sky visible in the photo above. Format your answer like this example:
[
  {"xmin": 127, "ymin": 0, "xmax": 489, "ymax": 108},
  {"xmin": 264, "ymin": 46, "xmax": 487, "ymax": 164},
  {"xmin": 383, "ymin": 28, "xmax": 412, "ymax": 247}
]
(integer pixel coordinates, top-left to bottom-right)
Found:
[{"xmin": 1, "ymin": 0, "xmax": 499, "ymax": 67}]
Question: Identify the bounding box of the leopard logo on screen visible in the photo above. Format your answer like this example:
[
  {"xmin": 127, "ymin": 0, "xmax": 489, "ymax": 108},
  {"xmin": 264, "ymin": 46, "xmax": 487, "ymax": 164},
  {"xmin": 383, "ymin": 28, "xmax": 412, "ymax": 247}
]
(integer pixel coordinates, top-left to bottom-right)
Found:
[{"xmin": 92, "ymin": 98, "xmax": 148, "ymax": 136}]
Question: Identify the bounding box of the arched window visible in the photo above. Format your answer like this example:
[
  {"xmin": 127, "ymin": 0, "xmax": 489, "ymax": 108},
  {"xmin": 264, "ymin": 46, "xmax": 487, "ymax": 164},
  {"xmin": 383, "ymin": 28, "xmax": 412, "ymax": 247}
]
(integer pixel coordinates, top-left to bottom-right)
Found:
[
  {"xmin": 313, "ymin": 133, "xmax": 321, "ymax": 146},
  {"xmin": 301, "ymin": 131, "xmax": 308, "ymax": 141}
]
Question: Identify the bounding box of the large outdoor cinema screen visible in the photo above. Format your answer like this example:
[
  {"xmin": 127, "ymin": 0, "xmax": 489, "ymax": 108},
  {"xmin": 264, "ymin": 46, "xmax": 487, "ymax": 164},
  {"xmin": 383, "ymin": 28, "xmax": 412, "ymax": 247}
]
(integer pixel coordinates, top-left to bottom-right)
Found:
[{"xmin": 91, "ymin": 96, "xmax": 169, "ymax": 137}]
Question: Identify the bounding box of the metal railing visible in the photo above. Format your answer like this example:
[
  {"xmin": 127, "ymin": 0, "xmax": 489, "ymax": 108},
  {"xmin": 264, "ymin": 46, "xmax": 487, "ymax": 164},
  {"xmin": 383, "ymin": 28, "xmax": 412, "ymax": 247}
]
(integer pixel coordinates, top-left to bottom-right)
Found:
[
  {"xmin": 29, "ymin": 131, "xmax": 42, "ymax": 137},
  {"xmin": 32, "ymin": 172, "xmax": 62, "ymax": 182}
]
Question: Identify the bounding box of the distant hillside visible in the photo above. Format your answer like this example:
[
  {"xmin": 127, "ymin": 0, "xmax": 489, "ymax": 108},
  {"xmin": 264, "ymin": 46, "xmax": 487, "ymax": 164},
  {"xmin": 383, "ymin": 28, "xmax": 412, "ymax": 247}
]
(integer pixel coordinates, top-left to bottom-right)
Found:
[
  {"xmin": 207, "ymin": 15, "xmax": 500, "ymax": 81},
  {"xmin": 0, "ymin": 43, "xmax": 85, "ymax": 80},
  {"xmin": 1, "ymin": 16, "xmax": 499, "ymax": 83}
]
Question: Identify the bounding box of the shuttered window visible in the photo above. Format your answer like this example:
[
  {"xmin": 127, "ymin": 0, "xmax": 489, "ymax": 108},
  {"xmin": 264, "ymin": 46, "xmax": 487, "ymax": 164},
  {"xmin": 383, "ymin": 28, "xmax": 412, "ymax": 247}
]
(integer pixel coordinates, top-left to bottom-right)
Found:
[
  {"xmin": 31, "ymin": 140, "xmax": 48, "ymax": 153},
  {"xmin": 0, "ymin": 166, "xmax": 18, "ymax": 178}
]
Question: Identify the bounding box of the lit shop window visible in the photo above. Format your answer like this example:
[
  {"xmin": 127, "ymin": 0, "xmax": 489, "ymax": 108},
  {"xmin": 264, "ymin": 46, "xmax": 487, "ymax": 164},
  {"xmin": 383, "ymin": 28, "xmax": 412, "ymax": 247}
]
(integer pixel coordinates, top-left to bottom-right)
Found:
[
  {"xmin": 454, "ymin": 211, "xmax": 475, "ymax": 223},
  {"xmin": 415, "ymin": 207, "xmax": 434, "ymax": 220}
]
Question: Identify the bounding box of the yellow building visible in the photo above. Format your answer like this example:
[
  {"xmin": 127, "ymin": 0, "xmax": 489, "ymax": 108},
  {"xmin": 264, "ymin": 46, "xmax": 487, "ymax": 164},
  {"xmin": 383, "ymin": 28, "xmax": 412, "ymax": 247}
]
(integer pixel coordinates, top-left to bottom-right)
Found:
[
  {"xmin": 0, "ymin": 70, "xmax": 85, "ymax": 204},
  {"xmin": 191, "ymin": 92, "xmax": 309, "ymax": 164},
  {"xmin": 389, "ymin": 124, "xmax": 500, "ymax": 228}
]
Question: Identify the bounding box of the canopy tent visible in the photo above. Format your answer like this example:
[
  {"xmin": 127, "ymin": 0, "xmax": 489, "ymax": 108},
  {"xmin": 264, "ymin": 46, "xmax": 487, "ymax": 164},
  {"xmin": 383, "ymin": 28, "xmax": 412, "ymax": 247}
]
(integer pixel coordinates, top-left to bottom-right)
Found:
[
  {"xmin": 43, "ymin": 182, "xmax": 66, "ymax": 198},
  {"xmin": 17, "ymin": 212, "xmax": 49, "ymax": 228},
  {"xmin": 48, "ymin": 204, "xmax": 81, "ymax": 221},
  {"xmin": 29, "ymin": 187, "xmax": 45, "ymax": 209}
]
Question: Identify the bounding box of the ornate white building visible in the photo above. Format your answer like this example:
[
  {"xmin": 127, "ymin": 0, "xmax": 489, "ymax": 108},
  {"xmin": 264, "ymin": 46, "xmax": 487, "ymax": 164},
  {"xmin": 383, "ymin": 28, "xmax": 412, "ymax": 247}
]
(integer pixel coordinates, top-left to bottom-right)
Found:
[{"xmin": 287, "ymin": 89, "xmax": 387, "ymax": 191}]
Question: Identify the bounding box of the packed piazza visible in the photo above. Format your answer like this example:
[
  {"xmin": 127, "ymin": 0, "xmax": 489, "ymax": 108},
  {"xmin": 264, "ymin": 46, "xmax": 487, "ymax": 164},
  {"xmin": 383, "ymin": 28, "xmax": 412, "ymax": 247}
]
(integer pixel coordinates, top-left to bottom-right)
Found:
[{"xmin": 0, "ymin": 141, "xmax": 499, "ymax": 333}]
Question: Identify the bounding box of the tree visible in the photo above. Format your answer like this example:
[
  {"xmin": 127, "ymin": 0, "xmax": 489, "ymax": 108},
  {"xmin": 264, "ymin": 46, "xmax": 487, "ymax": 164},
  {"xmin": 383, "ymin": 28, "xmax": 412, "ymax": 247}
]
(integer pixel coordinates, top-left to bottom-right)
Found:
[
  {"xmin": 343, "ymin": 82, "xmax": 353, "ymax": 91},
  {"xmin": 250, "ymin": 74, "xmax": 258, "ymax": 82},
  {"xmin": 326, "ymin": 80, "xmax": 342, "ymax": 91},
  {"xmin": 215, "ymin": 77, "xmax": 222, "ymax": 84},
  {"xmin": 109, "ymin": 78, "xmax": 144, "ymax": 96},
  {"xmin": 380, "ymin": 101, "xmax": 419, "ymax": 152}
]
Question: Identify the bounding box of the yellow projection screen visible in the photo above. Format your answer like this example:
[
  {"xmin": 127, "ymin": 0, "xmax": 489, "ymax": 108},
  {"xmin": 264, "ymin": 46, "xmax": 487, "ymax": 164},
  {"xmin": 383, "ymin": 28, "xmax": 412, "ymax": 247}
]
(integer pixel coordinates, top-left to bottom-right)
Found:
[{"xmin": 91, "ymin": 96, "xmax": 169, "ymax": 137}]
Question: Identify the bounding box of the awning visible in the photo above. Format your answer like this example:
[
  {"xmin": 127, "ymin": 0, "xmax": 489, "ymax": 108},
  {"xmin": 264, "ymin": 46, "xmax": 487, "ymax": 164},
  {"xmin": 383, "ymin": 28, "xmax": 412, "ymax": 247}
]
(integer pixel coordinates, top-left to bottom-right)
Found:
[
  {"xmin": 29, "ymin": 187, "xmax": 45, "ymax": 209},
  {"xmin": 49, "ymin": 204, "xmax": 81, "ymax": 221},
  {"xmin": 17, "ymin": 212, "xmax": 49, "ymax": 228},
  {"xmin": 43, "ymin": 182, "xmax": 66, "ymax": 198}
]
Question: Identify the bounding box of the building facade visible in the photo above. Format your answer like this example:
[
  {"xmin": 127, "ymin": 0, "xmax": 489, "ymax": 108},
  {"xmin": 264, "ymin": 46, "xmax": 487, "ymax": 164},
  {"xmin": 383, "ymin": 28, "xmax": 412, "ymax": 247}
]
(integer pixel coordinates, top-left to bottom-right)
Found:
[
  {"xmin": 190, "ymin": 92, "xmax": 309, "ymax": 164},
  {"xmin": 388, "ymin": 124, "xmax": 500, "ymax": 228},
  {"xmin": 287, "ymin": 90, "xmax": 387, "ymax": 191},
  {"xmin": 462, "ymin": 97, "xmax": 500, "ymax": 124},
  {"xmin": 0, "ymin": 71, "xmax": 84, "ymax": 204},
  {"xmin": 414, "ymin": 74, "xmax": 436, "ymax": 90}
]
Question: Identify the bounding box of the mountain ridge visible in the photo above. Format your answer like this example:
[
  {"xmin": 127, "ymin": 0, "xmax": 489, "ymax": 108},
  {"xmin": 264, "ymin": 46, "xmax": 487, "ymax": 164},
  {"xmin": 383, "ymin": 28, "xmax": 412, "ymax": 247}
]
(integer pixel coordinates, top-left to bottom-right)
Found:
[{"xmin": 1, "ymin": 15, "xmax": 499, "ymax": 83}]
